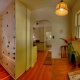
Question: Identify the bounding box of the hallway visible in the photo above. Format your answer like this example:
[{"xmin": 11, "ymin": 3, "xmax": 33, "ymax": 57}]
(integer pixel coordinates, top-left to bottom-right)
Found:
[
  {"xmin": 1, "ymin": 50, "xmax": 80, "ymax": 80},
  {"xmin": 18, "ymin": 50, "xmax": 53, "ymax": 80}
]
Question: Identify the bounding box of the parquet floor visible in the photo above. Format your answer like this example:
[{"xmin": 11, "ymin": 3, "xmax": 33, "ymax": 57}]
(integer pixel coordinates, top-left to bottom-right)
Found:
[
  {"xmin": 18, "ymin": 51, "xmax": 80, "ymax": 80},
  {"xmin": 0, "ymin": 65, "xmax": 14, "ymax": 80},
  {"xmin": 1, "ymin": 50, "xmax": 80, "ymax": 80},
  {"xmin": 52, "ymin": 58, "xmax": 80, "ymax": 80},
  {"xmin": 18, "ymin": 50, "xmax": 53, "ymax": 80}
]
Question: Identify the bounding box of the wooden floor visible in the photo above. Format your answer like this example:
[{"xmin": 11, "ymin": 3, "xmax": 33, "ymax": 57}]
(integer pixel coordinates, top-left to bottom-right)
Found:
[
  {"xmin": 1, "ymin": 51, "xmax": 80, "ymax": 80},
  {"xmin": 18, "ymin": 50, "xmax": 53, "ymax": 80},
  {"xmin": 18, "ymin": 51, "xmax": 80, "ymax": 80},
  {"xmin": 0, "ymin": 64, "xmax": 14, "ymax": 80},
  {"xmin": 52, "ymin": 58, "xmax": 80, "ymax": 80}
]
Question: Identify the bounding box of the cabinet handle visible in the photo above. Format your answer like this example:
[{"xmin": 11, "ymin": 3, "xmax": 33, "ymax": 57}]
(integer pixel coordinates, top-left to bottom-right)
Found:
[
  {"xmin": 8, "ymin": 41, "xmax": 10, "ymax": 43},
  {"xmin": 13, "ymin": 47, "xmax": 15, "ymax": 49},
  {"xmin": 6, "ymin": 63, "xmax": 8, "ymax": 65},
  {"xmin": 8, "ymin": 53, "xmax": 10, "ymax": 55},
  {"xmin": 13, "ymin": 57, "xmax": 15, "ymax": 59},
  {"xmin": 13, "ymin": 53, "xmax": 15, "ymax": 55},
  {"xmin": 7, "ymin": 45, "xmax": 9, "ymax": 48}
]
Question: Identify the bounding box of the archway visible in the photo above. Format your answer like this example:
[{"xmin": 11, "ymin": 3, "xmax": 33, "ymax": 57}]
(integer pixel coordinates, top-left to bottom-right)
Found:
[{"xmin": 33, "ymin": 20, "xmax": 52, "ymax": 51}]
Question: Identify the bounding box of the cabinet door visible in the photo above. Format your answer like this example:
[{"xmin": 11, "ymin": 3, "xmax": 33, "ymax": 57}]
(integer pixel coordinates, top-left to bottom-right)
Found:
[
  {"xmin": 7, "ymin": 59, "xmax": 15, "ymax": 78},
  {"xmin": 7, "ymin": 33, "xmax": 15, "ymax": 60},
  {"xmin": 1, "ymin": 54, "xmax": 8, "ymax": 69},
  {"xmin": 15, "ymin": 0, "xmax": 27, "ymax": 79},
  {"xmin": 32, "ymin": 46, "xmax": 37, "ymax": 67},
  {"xmin": 1, "ymin": 54, "xmax": 15, "ymax": 79},
  {"xmin": 26, "ymin": 8, "xmax": 31, "ymax": 70},
  {"xmin": 2, "ymin": 41, "xmax": 8, "ymax": 56},
  {"xmin": 37, "ymin": 43, "xmax": 46, "ymax": 51}
]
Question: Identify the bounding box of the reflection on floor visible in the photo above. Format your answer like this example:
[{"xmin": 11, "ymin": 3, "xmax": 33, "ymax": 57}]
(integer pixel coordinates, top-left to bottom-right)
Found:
[
  {"xmin": 1, "ymin": 51, "xmax": 79, "ymax": 80},
  {"xmin": 43, "ymin": 51, "xmax": 52, "ymax": 65},
  {"xmin": 0, "ymin": 64, "xmax": 14, "ymax": 80},
  {"xmin": 18, "ymin": 50, "xmax": 53, "ymax": 80},
  {"xmin": 46, "ymin": 46, "xmax": 52, "ymax": 52},
  {"xmin": 52, "ymin": 58, "xmax": 80, "ymax": 80}
]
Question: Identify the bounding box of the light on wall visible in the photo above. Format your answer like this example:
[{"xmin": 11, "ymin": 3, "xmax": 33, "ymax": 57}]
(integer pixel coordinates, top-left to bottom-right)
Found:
[
  {"xmin": 55, "ymin": 0, "xmax": 68, "ymax": 16},
  {"xmin": 49, "ymin": 35, "xmax": 52, "ymax": 38}
]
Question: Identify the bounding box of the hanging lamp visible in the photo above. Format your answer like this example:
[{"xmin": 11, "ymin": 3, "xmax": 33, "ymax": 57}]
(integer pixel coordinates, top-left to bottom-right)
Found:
[{"xmin": 55, "ymin": 0, "xmax": 68, "ymax": 16}]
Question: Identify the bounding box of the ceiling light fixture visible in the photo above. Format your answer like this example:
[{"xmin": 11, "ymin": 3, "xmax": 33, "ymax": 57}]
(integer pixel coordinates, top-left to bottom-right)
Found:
[{"xmin": 55, "ymin": 0, "xmax": 68, "ymax": 16}]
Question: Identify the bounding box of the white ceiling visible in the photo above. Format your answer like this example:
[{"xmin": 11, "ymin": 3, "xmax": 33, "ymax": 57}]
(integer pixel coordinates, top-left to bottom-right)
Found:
[
  {"xmin": 0, "ymin": 0, "xmax": 76, "ymax": 14},
  {"xmin": 20, "ymin": 0, "xmax": 76, "ymax": 10}
]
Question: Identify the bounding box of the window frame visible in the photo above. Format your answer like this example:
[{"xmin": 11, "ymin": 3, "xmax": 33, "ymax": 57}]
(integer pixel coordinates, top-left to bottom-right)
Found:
[{"xmin": 75, "ymin": 10, "xmax": 80, "ymax": 39}]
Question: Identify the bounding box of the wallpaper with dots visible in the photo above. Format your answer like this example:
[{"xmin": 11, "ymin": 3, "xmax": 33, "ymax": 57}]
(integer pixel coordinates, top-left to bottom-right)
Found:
[{"xmin": 0, "ymin": 1, "xmax": 15, "ymax": 78}]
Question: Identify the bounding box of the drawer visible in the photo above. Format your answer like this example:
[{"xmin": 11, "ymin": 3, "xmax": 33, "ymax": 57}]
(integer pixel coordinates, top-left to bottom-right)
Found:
[
  {"xmin": 1, "ymin": 55, "xmax": 8, "ymax": 69},
  {"xmin": 7, "ymin": 51, "xmax": 15, "ymax": 60},
  {"xmin": 2, "ymin": 44, "xmax": 8, "ymax": 56},
  {"xmin": 7, "ymin": 60, "xmax": 15, "ymax": 78},
  {"xmin": 0, "ymin": 54, "xmax": 15, "ymax": 78}
]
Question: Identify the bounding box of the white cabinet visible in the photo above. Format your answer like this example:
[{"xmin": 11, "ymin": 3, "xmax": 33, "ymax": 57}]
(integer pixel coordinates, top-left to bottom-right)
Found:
[
  {"xmin": 0, "ymin": 1, "xmax": 16, "ymax": 79},
  {"xmin": 0, "ymin": 0, "xmax": 31, "ymax": 80},
  {"xmin": 1, "ymin": 54, "xmax": 8, "ymax": 69},
  {"xmin": 1, "ymin": 54, "xmax": 15, "ymax": 78},
  {"xmin": 8, "ymin": 60, "xmax": 15, "ymax": 78}
]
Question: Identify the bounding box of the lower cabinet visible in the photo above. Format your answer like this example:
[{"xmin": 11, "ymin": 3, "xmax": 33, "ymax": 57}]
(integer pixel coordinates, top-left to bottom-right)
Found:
[
  {"xmin": 0, "ymin": 45, "xmax": 37, "ymax": 79},
  {"xmin": 0, "ymin": 0, "xmax": 31, "ymax": 79},
  {"xmin": 8, "ymin": 60, "xmax": 15, "ymax": 78},
  {"xmin": 0, "ymin": 54, "xmax": 15, "ymax": 79},
  {"xmin": 33, "ymin": 42, "xmax": 46, "ymax": 51},
  {"xmin": 31, "ymin": 46, "xmax": 37, "ymax": 67}
]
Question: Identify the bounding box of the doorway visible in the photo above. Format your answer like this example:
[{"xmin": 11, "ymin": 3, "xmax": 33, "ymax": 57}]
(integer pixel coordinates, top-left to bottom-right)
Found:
[
  {"xmin": 46, "ymin": 32, "xmax": 52, "ymax": 51},
  {"xmin": 33, "ymin": 20, "xmax": 52, "ymax": 52}
]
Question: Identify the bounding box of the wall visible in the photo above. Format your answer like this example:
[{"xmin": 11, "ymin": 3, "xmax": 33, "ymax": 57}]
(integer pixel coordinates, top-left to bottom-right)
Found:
[
  {"xmin": 31, "ymin": 7, "xmax": 71, "ymax": 58},
  {"xmin": 72, "ymin": 0, "xmax": 80, "ymax": 36},
  {"xmin": 0, "ymin": 1, "xmax": 15, "ymax": 78}
]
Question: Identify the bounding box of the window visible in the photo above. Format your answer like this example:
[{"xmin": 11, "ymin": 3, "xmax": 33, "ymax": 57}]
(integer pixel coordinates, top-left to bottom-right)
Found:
[{"xmin": 75, "ymin": 11, "xmax": 80, "ymax": 38}]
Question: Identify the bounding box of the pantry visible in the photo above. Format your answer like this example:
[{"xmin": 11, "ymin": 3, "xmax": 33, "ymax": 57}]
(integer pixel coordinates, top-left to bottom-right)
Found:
[{"xmin": 0, "ymin": 0, "xmax": 35, "ymax": 79}]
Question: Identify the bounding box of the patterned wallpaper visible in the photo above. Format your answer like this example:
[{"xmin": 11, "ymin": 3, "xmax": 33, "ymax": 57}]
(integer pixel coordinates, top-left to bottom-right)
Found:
[{"xmin": 0, "ymin": 1, "xmax": 15, "ymax": 78}]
